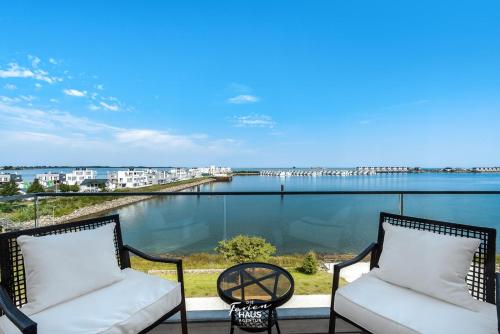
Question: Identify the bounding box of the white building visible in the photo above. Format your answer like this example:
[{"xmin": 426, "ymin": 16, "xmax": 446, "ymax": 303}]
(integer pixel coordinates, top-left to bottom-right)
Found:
[
  {"xmin": 0, "ymin": 173, "xmax": 23, "ymax": 184},
  {"xmin": 144, "ymin": 169, "xmax": 171, "ymax": 185},
  {"xmin": 108, "ymin": 169, "xmax": 148, "ymax": 189},
  {"xmin": 169, "ymin": 168, "xmax": 188, "ymax": 180},
  {"xmin": 65, "ymin": 168, "xmax": 97, "ymax": 186},
  {"xmin": 36, "ymin": 172, "xmax": 66, "ymax": 188},
  {"xmin": 0, "ymin": 174, "xmax": 12, "ymax": 184},
  {"xmin": 80, "ymin": 179, "xmax": 110, "ymax": 192}
]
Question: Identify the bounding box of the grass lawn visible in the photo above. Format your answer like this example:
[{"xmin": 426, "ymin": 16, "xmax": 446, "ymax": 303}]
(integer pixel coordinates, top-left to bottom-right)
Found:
[
  {"xmin": 131, "ymin": 255, "xmax": 346, "ymax": 298},
  {"xmin": 131, "ymin": 253, "xmax": 309, "ymax": 271},
  {"xmin": 152, "ymin": 269, "xmax": 341, "ymax": 298}
]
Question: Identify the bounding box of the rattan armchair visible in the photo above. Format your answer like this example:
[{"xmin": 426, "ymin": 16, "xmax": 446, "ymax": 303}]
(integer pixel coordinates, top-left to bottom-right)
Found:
[
  {"xmin": 0, "ymin": 215, "xmax": 188, "ymax": 334},
  {"xmin": 329, "ymin": 212, "xmax": 498, "ymax": 334}
]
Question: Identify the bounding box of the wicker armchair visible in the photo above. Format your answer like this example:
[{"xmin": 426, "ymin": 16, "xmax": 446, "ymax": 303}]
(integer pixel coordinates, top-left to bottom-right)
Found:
[
  {"xmin": 329, "ymin": 212, "xmax": 498, "ymax": 334},
  {"xmin": 0, "ymin": 215, "xmax": 188, "ymax": 334}
]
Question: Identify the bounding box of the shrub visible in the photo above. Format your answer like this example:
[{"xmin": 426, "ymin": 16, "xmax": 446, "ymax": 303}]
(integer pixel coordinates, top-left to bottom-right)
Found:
[
  {"xmin": 59, "ymin": 184, "xmax": 80, "ymax": 192},
  {"xmin": 0, "ymin": 180, "xmax": 19, "ymax": 196},
  {"xmin": 27, "ymin": 179, "xmax": 44, "ymax": 193},
  {"xmin": 298, "ymin": 251, "xmax": 319, "ymax": 275},
  {"xmin": 215, "ymin": 235, "xmax": 276, "ymax": 263}
]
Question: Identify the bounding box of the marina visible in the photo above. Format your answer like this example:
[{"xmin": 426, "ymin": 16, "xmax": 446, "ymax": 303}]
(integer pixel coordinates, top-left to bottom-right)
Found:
[{"xmin": 108, "ymin": 173, "xmax": 500, "ymax": 255}]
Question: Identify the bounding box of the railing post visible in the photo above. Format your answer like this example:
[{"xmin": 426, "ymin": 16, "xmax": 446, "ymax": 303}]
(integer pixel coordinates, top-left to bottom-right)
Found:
[
  {"xmin": 399, "ymin": 193, "xmax": 404, "ymax": 215},
  {"xmin": 34, "ymin": 194, "xmax": 39, "ymax": 227}
]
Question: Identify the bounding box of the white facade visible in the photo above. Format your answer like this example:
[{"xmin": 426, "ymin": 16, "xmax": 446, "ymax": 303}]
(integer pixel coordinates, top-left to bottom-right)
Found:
[
  {"xmin": 108, "ymin": 169, "xmax": 148, "ymax": 188},
  {"xmin": 0, "ymin": 173, "xmax": 22, "ymax": 184},
  {"xmin": 36, "ymin": 172, "xmax": 65, "ymax": 187},
  {"xmin": 80, "ymin": 179, "xmax": 109, "ymax": 192},
  {"xmin": 65, "ymin": 168, "xmax": 97, "ymax": 186},
  {"xmin": 169, "ymin": 168, "xmax": 188, "ymax": 180},
  {"xmin": 105, "ymin": 166, "xmax": 232, "ymax": 190},
  {"xmin": 0, "ymin": 174, "xmax": 11, "ymax": 183}
]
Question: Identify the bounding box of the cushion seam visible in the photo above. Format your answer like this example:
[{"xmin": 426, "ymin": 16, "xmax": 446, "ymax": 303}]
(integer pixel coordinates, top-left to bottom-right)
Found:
[
  {"xmin": 96, "ymin": 280, "xmax": 181, "ymax": 334},
  {"xmin": 336, "ymin": 290, "xmax": 421, "ymax": 334}
]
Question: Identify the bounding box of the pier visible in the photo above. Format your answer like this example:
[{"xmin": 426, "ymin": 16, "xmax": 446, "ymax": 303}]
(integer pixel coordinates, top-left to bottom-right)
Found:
[{"xmin": 260, "ymin": 169, "xmax": 377, "ymax": 177}]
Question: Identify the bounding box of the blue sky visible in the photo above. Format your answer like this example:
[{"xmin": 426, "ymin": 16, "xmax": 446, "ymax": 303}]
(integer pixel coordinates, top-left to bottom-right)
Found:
[{"xmin": 1, "ymin": 1, "xmax": 499, "ymax": 167}]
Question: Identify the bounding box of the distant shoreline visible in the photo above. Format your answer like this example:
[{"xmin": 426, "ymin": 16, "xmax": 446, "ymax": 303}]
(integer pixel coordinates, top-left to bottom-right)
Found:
[
  {"xmin": 3, "ymin": 166, "xmax": 500, "ymax": 173},
  {"xmin": 1, "ymin": 178, "xmax": 215, "ymax": 231}
]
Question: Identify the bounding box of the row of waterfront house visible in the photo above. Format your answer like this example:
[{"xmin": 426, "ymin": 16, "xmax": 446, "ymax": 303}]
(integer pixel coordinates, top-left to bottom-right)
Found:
[{"xmin": 0, "ymin": 166, "xmax": 232, "ymax": 193}]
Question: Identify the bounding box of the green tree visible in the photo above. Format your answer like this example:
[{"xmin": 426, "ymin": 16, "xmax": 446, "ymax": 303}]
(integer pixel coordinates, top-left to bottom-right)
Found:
[
  {"xmin": 215, "ymin": 235, "xmax": 276, "ymax": 263},
  {"xmin": 59, "ymin": 183, "xmax": 71, "ymax": 192},
  {"xmin": 58, "ymin": 183, "xmax": 79, "ymax": 192},
  {"xmin": 27, "ymin": 179, "xmax": 45, "ymax": 193},
  {"xmin": 297, "ymin": 251, "xmax": 319, "ymax": 275},
  {"xmin": 0, "ymin": 180, "xmax": 19, "ymax": 196}
]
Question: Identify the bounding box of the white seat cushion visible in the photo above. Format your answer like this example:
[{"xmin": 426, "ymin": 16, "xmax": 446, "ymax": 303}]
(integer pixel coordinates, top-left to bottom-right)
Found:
[
  {"xmin": 372, "ymin": 222, "xmax": 481, "ymax": 311},
  {"xmin": 17, "ymin": 223, "xmax": 125, "ymax": 315},
  {"xmin": 0, "ymin": 268, "xmax": 181, "ymax": 334},
  {"xmin": 334, "ymin": 273, "xmax": 497, "ymax": 334}
]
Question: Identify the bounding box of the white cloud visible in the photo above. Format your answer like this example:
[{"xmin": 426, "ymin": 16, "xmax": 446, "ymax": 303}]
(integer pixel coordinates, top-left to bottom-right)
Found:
[
  {"xmin": 63, "ymin": 88, "xmax": 87, "ymax": 97},
  {"xmin": 0, "ymin": 102, "xmax": 240, "ymax": 163},
  {"xmin": 227, "ymin": 94, "xmax": 259, "ymax": 104},
  {"xmin": 48, "ymin": 58, "xmax": 58, "ymax": 65},
  {"xmin": 0, "ymin": 96, "xmax": 21, "ymax": 104},
  {"xmin": 3, "ymin": 83, "xmax": 16, "ymax": 90},
  {"xmin": 49, "ymin": 98, "xmax": 59, "ymax": 103},
  {"xmin": 115, "ymin": 129, "xmax": 196, "ymax": 149},
  {"xmin": 233, "ymin": 114, "xmax": 276, "ymax": 128},
  {"xmin": 99, "ymin": 101, "xmax": 119, "ymax": 111},
  {"xmin": 19, "ymin": 95, "xmax": 35, "ymax": 102},
  {"xmin": 96, "ymin": 84, "xmax": 104, "ymax": 90},
  {"xmin": 28, "ymin": 55, "xmax": 41, "ymax": 68},
  {"xmin": 88, "ymin": 104, "xmax": 100, "ymax": 111},
  {"xmin": 34, "ymin": 83, "xmax": 42, "ymax": 89},
  {"xmin": 0, "ymin": 63, "xmax": 62, "ymax": 84}
]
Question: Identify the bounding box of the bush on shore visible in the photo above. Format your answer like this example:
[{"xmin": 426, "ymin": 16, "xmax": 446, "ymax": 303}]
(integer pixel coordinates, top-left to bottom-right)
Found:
[
  {"xmin": 215, "ymin": 235, "xmax": 276, "ymax": 263},
  {"xmin": 297, "ymin": 250, "xmax": 319, "ymax": 275}
]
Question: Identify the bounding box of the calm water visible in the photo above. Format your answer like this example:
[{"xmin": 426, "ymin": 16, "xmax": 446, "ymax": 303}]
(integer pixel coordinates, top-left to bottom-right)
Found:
[{"xmin": 109, "ymin": 174, "xmax": 500, "ymax": 255}]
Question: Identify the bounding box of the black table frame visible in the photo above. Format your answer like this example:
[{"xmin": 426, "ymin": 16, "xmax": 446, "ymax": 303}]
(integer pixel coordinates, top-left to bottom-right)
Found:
[{"xmin": 217, "ymin": 262, "xmax": 295, "ymax": 334}]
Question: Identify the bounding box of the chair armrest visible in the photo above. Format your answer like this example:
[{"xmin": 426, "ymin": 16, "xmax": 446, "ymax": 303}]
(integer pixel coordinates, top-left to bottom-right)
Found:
[
  {"xmin": 331, "ymin": 243, "xmax": 378, "ymax": 296},
  {"xmin": 334, "ymin": 242, "xmax": 378, "ymax": 271},
  {"xmin": 0, "ymin": 287, "xmax": 37, "ymax": 334},
  {"xmin": 496, "ymin": 273, "xmax": 500, "ymax": 332},
  {"xmin": 123, "ymin": 244, "xmax": 181, "ymax": 265},
  {"xmin": 123, "ymin": 245, "xmax": 184, "ymax": 283}
]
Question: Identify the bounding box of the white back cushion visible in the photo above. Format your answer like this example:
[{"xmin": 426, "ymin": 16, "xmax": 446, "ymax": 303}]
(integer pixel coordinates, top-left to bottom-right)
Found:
[
  {"xmin": 371, "ymin": 222, "xmax": 481, "ymax": 311},
  {"xmin": 17, "ymin": 223, "xmax": 125, "ymax": 315}
]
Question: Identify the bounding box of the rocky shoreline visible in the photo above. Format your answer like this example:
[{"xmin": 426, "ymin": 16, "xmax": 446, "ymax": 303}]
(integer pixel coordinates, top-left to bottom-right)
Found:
[{"xmin": 1, "ymin": 178, "xmax": 215, "ymax": 231}]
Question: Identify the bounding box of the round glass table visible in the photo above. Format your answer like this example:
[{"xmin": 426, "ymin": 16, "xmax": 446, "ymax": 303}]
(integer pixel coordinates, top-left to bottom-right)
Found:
[{"xmin": 217, "ymin": 262, "xmax": 295, "ymax": 333}]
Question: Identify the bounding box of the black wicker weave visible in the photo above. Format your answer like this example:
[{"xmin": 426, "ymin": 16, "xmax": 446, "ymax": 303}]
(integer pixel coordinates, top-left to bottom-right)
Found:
[
  {"xmin": 0, "ymin": 215, "xmax": 188, "ymax": 334},
  {"xmin": 329, "ymin": 212, "xmax": 497, "ymax": 334}
]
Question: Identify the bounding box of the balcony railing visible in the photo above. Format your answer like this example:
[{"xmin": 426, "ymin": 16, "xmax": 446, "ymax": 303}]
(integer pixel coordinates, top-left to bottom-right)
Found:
[{"xmin": 1, "ymin": 190, "xmax": 498, "ymax": 321}]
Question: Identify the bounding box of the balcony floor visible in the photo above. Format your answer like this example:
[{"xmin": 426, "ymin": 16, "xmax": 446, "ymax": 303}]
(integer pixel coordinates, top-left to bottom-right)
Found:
[{"xmin": 153, "ymin": 318, "xmax": 360, "ymax": 334}]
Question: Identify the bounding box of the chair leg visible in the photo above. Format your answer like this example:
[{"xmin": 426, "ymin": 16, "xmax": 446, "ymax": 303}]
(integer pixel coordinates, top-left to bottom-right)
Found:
[
  {"xmin": 328, "ymin": 311, "xmax": 336, "ymax": 334},
  {"xmin": 180, "ymin": 300, "xmax": 188, "ymax": 334},
  {"xmin": 275, "ymin": 319, "xmax": 281, "ymax": 334}
]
